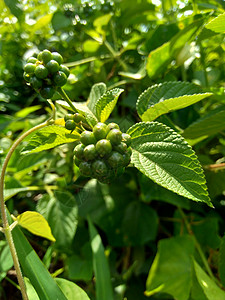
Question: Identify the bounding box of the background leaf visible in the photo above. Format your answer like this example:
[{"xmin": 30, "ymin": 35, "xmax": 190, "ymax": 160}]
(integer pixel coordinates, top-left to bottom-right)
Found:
[
  {"xmin": 87, "ymin": 82, "xmax": 107, "ymax": 115},
  {"xmin": 22, "ymin": 125, "xmax": 79, "ymax": 154},
  {"xmin": 55, "ymin": 278, "xmax": 91, "ymax": 300},
  {"xmin": 206, "ymin": 13, "xmax": 225, "ymax": 33},
  {"xmin": 219, "ymin": 235, "xmax": 225, "ymax": 288},
  {"xmin": 127, "ymin": 122, "xmax": 211, "ymax": 205},
  {"xmin": 136, "ymin": 81, "xmax": 212, "ymax": 121}
]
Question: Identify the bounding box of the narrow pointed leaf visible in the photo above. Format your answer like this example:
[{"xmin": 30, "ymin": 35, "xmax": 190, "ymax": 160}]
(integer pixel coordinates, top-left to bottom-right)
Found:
[
  {"xmin": 95, "ymin": 88, "xmax": 124, "ymax": 122},
  {"xmin": 88, "ymin": 217, "xmax": 114, "ymax": 300},
  {"xmin": 16, "ymin": 211, "xmax": 56, "ymax": 242},
  {"xmin": 22, "ymin": 125, "xmax": 80, "ymax": 154},
  {"xmin": 127, "ymin": 122, "xmax": 212, "ymax": 206},
  {"xmin": 137, "ymin": 82, "xmax": 212, "ymax": 121}
]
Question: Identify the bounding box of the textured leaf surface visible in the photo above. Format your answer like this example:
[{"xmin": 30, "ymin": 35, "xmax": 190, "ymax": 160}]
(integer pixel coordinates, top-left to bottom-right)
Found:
[
  {"xmin": 87, "ymin": 82, "xmax": 107, "ymax": 115},
  {"xmin": 37, "ymin": 191, "xmax": 78, "ymax": 249},
  {"xmin": 137, "ymin": 82, "xmax": 212, "ymax": 121},
  {"xmin": 22, "ymin": 125, "xmax": 79, "ymax": 154},
  {"xmin": 95, "ymin": 88, "xmax": 124, "ymax": 122},
  {"xmin": 88, "ymin": 217, "xmax": 114, "ymax": 300},
  {"xmin": 145, "ymin": 235, "xmax": 195, "ymax": 300},
  {"xmin": 193, "ymin": 259, "xmax": 225, "ymax": 300},
  {"xmin": 206, "ymin": 13, "xmax": 225, "ymax": 33},
  {"xmin": 127, "ymin": 122, "xmax": 211, "ymax": 205},
  {"xmin": 16, "ymin": 211, "xmax": 55, "ymax": 242}
]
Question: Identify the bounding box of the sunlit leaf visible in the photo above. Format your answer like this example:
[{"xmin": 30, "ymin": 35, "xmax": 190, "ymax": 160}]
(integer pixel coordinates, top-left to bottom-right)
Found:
[{"xmin": 206, "ymin": 13, "xmax": 225, "ymax": 33}]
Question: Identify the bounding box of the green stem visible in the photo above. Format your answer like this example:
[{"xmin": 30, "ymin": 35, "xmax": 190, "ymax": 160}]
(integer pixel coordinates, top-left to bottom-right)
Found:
[
  {"xmin": 57, "ymin": 87, "xmax": 79, "ymax": 113},
  {"xmin": 0, "ymin": 120, "xmax": 49, "ymax": 300},
  {"xmin": 104, "ymin": 40, "xmax": 128, "ymax": 71},
  {"xmin": 178, "ymin": 207, "xmax": 221, "ymax": 286}
]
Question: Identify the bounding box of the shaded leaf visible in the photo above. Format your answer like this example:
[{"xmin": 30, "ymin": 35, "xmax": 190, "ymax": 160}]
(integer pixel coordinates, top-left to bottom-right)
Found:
[
  {"xmin": 127, "ymin": 122, "xmax": 212, "ymax": 206},
  {"xmin": 219, "ymin": 235, "xmax": 225, "ymax": 288}
]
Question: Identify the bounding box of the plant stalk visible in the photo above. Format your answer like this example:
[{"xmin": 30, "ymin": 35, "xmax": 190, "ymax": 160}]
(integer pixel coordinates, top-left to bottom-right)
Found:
[
  {"xmin": 0, "ymin": 120, "xmax": 49, "ymax": 300},
  {"xmin": 57, "ymin": 87, "xmax": 79, "ymax": 113}
]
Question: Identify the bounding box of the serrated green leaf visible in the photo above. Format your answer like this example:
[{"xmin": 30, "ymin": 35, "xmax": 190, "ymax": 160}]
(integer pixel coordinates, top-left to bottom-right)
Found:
[
  {"xmin": 219, "ymin": 235, "xmax": 225, "ymax": 288},
  {"xmin": 16, "ymin": 211, "xmax": 56, "ymax": 242},
  {"xmin": 88, "ymin": 217, "xmax": 114, "ymax": 300},
  {"xmin": 127, "ymin": 122, "xmax": 212, "ymax": 206},
  {"xmin": 87, "ymin": 82, "xmax": 107, "ymax": 115},
  {"xmin": 22, "ymin": 125, "xmax": 80, "ymax": 154},
  {"xmin": 193, "ymin": 259, "xmax": 225, "ymax": 300},
  {"xmin": 206, "ymin": 13, "xmax": 225, "ymax": 33},
  {"xmin": 57, "ymin": 100, "xmax": 98, "ymax": 127},
  {"xmin": 95, "ymin": 88, "xmax": 124, "ymax": 122},
  {"xmin": 137, "ymin": 82, "xmax": 212, "ymax": 121},
  {"xmin": 37, "ymin": 191, "xmax": 78, "ymax": 249},
  {"xmin": 146, "ymin": 19, "xmax": 204, "ymax": 78},
  {"xmin": 145, "ymin": 235, "xmax": 195, "ymax": 300},
  {"xmin": 183, "ymin": 105, "xmax": 225, "ymax": 140}
]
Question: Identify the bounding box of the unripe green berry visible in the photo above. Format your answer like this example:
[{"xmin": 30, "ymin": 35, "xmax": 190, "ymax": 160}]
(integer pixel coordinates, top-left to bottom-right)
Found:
[
  {"xmin": 107, "ymin": 129, "xmax": 122, "ymax": 145},
  {"xmin": 42, "ymin": 49, "xmax": 53, "ymax": 64},
  {"xmin": 107, "ymin": 151, "xmax": 123, "ymax": 168},
  {"xmin": 80, "ymin": 131, "xmax": 96, "ymax": 146},
  {"xmin": 113, "ymin": 142, "xmax": 127, "ymax": 154},
  {"xmin": 40, "ymin": 86, "xmax": 55, "ymax": 99},
  {"xmin": 107, "ymin": 122, "xmax": 120, "ymax": 132},
  {"xmin": 24, "ymin": 63, "xmax": 36, "ymax": 74},
  {"xmin": 23, "ymin": 72, "xmax": 30, "ymax": 82},
  {"xmin": 79, "ymin": 161, "xmax": 92, "ymax": 177},
  {"xmin": 96, "ymin": 139, "xmax": 112, "ymax": 157},
  {"xmin": 27, "ymin": 57, "xmax": 38, "ymax": 64},
  {"xmin": 30, "ymin": 76, "xmax": 43, "ymax": 89},
  {"xmin": 53, "ymin": 71, "xmax": 67, "ymax": 86},
  {"xmin": 74, "ymin": 143, "xmax": 85, "ymax": 160},
  {"xmin": 35, "ymin": 65, "xmax": 48, "ymax": 79},
  {"xmin": 37, "ymin": 51, "xmax": 43, "ymax": 61},
  {"xmin": 46, "ymin": 60, "xmax": 59, "ymax": 73},
  {"xmin": 59, "ymin": 65, "xmax": 70, "ymax": 77},
  {"xmin": 52, "ymin": 52, "xmax": 63, "ymax": 64},
  {"xmin": 73, "ymin": 113, "xmax": 86, "ymax": 123},
  {"xmin": 92, "ymin": 160, "xmax": 108, "ymax": 177},
  {"xmin": 83, "ymin": 144, "xmax": 97, "ymax": 161},
  {"xmin": 122, "ymin": 133, "xmax": 131, "ymax": 147},
  {"xmin": 122, "ymin": 152, "xmax": 131, "ymax": 166},
  {"xmin": 65, "ymin": 120, "xmax": 76, "ymax": 131},
  {"xmin": 93, "ymin": 122, "xmax": 108, "ymax": 140},
  {"xmin": 64, "ymin": 114, "xmax": 74, "ymax": 122}
]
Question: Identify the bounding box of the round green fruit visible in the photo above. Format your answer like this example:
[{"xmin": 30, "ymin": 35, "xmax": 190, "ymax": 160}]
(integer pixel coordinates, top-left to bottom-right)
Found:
[
  {"xmin": 40, "ymin": 86, "xmax": 55, "ymax": 99},
  {"xmin": 59, "ymin": 65, "xmax": 70, "ymax": 77},
  {"xmin": 107, "ymin": 122, "xmax": 120, "ymax": 132},
  {"xmin": 80, "ymin": 131, "xmax": 96, "ymax": 146},
  {"xmin": 53, "ymin": 71, "xmax": 67, "ymax": 86},
  {"xmin": 27, "ymin": 57, "xmax": 38, "ymax": 64},
  {"xmin": 74, "ymin": 143, "xmax": 85, "ymax": 160},
  {"xmin": 30, "ymin": 76, "xmax": 42, "ymax": 89},
  {"xmin": 113, "ymin": 142, "xmax": 127, "ymax": 154},
  {"xmin": 23, "ymin": 72, "xmax": 30, "ymax": 82},
  {"xmin": 35, "ymin": 65, "xmax": 48, "ymax": 79},
  {"xmin": 46, "ymin": 60, "xmax": 59, "ymax": 73},
  {"xmin": 73, "ymin": 113, "xmax": 85, "ymax": 124},
  {"xmin": 24, "ymin": 63, "xmax": 36, "ymax": 74},
  {"xmin": 93, "ymin": 122, "xmax": 108, "ymax": 140},
  {"xmin": 64, "ymin": 114, "xmax": 74, "ymax": 122},
  {"xmin": 107, "ymin": 129, "xmax": 122, "ymax": 145},
  {"xmin": 79, "ymin": 161, "xmax": 92, "ymax": 177},
  {"xmin": 37, "ymin": 52, "xmax": 43, "ymax": 61},
  {"xmin": 83, "ymin": 144, "xmax": 97, "ymax": 161},
  {"xmin": 107, "ymin": 151, "xmax": 123, "ymax": 168},
  {"xmin": 122, "ymin": 152, "xmax": 131, "ymax": 166},
  {"xmin": 52, "ymin": 52, "xmax": 63, "ymax": 65},
  {"xmin": 92, "ymin": 160, "xmax": 108, "ymax": 177},
  {"xmin": 65, "ymin": 120, "xmax": 76, "ymax": 131},
  {"xmin": 42, "ymin": 50, "xmax": 52, "ymax": 64},
  {"xmin": 122, "ymin": 133, "xmax": 131, "ymax": 147},
  {"xmin": 96, "ymin": 139, "xmax": 112, "ymax": 157}
]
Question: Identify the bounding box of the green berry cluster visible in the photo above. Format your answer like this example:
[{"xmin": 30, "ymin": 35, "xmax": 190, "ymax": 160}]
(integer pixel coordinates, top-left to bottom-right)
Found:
[
  {"xmin": 74, "ymin": 122, "xmax": 132, "ymax": 183},
  {"xmin": 23, "ymin": 49, "xmax": 70, "ymax": 99},
  {"xmin": 64, "ymin": 113, "xmax": 87, "ymax": 131}
]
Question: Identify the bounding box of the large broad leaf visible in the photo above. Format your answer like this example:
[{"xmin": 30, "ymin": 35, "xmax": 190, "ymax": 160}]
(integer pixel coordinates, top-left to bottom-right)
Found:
[
  {"xmin": 9, "ymin": 216, "xmax": 68, "ymax": 300},
  {"xmin": 193, "ymin": 259, "xmax": 225, "ymax": 300},
  {"xmin": 37, "ymin": 191, "xmax": 78, "ymax": 250},
  {"xmin": 127, "ymin": 122, "xmax": 212, "ymax": 206},
  {"xmin": 219, "ymin": 235, "xmax": 225, "ymax": 288},
  {"xmin": 136, "ymin": 82, "xmax": 212, "ymax": 121},
  {"xmin": 95, "ymin": 88, "xmax": 124, "ymax": 122},
  {"xmin": 146, "ymin": 19, "xmax": 204, "ymax": 78},
  {"xmin": 22, "ymin": 125, "xmax": 80, "ymax": 154},
  {"xmin": 88, "ymin": 217, "xmax": 114, "ymax": 300},
  {"xmin": 55, "ymin": 278, "xmax": 91, "ymax": 300},
  {"xmin": 87, "ymin": 82, "xmax": 107, "ymax": 115},
  {"xmin": 57, "ymin": 100, "xmax": 98, "ymax": 128},
  {"xmin": 145, "ymin": 235, "xmax": 195, "ymax": 300},
  {"xmin": 183, "ymin": 105, "xmax": 225, "ymax": 140},
  {"xmin": 16, "ymin": 211, "xmax": 55, "ymax": 242},
  {"xmin": 206, "ymin": 13, "xmax": 225, "ymax": 33}
]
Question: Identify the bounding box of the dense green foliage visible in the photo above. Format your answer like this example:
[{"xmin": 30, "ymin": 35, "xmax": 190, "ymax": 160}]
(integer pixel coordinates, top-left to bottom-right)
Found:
[{"xmin": 1, "ymin": 0, "xmax": 225, "ymax": 299}]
